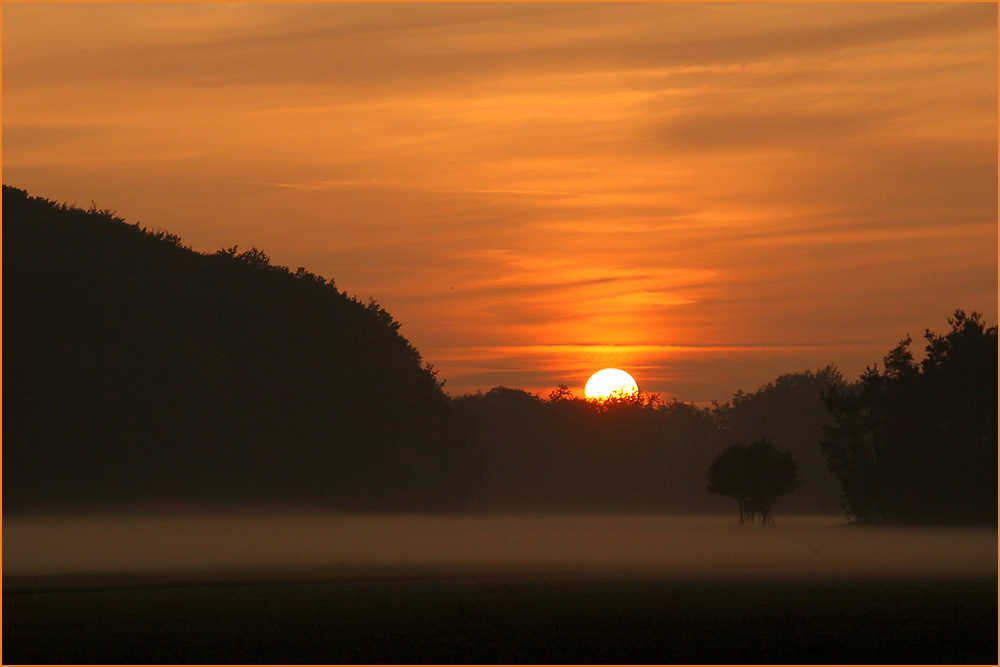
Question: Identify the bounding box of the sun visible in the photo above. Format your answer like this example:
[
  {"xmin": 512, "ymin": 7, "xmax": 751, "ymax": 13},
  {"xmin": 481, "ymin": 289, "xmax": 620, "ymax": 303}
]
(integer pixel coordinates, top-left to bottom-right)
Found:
[{"xmin": 584, "ymin": 368, "xmax": 639, "ymax": 401}]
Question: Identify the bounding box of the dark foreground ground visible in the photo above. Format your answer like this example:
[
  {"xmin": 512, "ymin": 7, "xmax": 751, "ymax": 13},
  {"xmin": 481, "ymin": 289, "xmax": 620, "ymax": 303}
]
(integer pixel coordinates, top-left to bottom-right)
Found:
[{"xmin": 3, "ymin": 565, "xmax": 995, "ymax": 664}]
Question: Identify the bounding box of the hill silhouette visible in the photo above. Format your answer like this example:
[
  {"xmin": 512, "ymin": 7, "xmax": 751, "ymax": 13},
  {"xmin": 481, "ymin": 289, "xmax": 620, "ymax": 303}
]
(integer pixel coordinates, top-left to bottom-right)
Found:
[{"xmin": 3, "ymin": 185, "xmax": 467, "ymax": 513}]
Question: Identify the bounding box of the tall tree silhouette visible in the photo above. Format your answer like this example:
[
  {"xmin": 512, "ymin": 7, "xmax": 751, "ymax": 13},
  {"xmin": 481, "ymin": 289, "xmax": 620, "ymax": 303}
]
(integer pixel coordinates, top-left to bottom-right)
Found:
[
  {"xmin": 821, "ymin": 310, "xmax": 997, "ymax": 524},
  {"xmin": 706, "ymin": 438, "xmax": 802, "ymax": 525}
]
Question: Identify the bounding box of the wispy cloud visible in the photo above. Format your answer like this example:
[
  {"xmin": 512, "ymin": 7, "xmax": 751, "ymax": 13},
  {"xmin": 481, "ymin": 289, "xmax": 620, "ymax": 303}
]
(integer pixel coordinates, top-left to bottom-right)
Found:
[
  {"xmin": 3, "ymin": 2, "xmax": 995, "ymax": 400},
  {"xmin": 267, "ymin": 179, "xmax": 388, "ymax": 191}
]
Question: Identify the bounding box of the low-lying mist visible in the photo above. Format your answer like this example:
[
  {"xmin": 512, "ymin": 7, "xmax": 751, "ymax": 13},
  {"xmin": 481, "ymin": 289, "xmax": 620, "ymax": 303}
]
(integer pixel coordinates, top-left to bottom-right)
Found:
[{"xmin": 3, "ymin": 514, "xmax": 995, "ymax": 578}]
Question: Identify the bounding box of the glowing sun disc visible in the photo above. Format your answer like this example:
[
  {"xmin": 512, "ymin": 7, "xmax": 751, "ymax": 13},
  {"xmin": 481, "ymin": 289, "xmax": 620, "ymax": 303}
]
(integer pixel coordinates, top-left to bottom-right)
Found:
[{"xmin": 584, "ymin": 368, "xmax": 639, "ymax": 400}]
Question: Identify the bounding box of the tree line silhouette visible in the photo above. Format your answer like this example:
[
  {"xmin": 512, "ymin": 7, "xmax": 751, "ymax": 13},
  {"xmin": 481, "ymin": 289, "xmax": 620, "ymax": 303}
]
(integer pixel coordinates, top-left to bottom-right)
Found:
[
  {"xmin": 4, "ymin": 185, "xmax": 995, "ymax": 524},
  {"xmin": 452, "ymin": 369, "xmax": 844, "ymax": 515},
  {"xmin": 4, "ymin": 185, "xmax": 465, "ymax": 512}
]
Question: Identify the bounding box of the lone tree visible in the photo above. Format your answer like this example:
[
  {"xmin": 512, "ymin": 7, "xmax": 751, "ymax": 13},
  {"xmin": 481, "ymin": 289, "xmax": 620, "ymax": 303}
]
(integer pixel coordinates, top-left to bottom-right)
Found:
[{"xmin": 707, "ymin": 437, "xmax": 802, "ymax": 525}]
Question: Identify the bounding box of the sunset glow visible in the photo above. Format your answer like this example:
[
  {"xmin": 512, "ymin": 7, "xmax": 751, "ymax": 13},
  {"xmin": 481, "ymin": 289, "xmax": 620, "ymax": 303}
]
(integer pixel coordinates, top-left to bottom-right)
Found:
[{"xmin": 3, "ymin": 3, "xmax": 996, "ymax": 401}]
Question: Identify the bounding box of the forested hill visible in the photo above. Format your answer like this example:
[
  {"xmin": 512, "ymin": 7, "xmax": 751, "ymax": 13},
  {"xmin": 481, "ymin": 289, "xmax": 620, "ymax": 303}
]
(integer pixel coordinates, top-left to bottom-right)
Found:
[{"xmin": 3, "ymin": 185, "xmax": 467, "ymax": 513}]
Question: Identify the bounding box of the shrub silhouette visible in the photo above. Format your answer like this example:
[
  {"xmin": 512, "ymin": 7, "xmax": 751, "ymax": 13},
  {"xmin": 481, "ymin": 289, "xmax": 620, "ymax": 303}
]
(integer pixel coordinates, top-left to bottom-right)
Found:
[{"xmin": 706, "ymin": 438, "xmax": 802, "ymax": 525}]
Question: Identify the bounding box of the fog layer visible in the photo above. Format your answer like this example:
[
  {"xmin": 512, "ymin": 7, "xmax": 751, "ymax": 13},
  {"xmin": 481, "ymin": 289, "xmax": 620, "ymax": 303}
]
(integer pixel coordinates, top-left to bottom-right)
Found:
[{"xmin": 4, "ymin": 515, "xmax": 995, "ymax": 578}]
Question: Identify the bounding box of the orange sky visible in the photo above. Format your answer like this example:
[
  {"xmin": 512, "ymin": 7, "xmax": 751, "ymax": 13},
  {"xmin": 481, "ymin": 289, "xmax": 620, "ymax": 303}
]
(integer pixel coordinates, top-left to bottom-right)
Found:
[{"xmin": 3, "ymin": 3, "xmax": 997, "ymax": 401}]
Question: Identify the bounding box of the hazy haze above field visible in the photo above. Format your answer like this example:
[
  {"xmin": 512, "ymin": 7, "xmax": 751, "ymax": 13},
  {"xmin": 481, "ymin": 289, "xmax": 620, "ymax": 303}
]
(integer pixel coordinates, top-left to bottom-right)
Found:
[
  {"xmin": 3, "ymin": 514, "xmax": 995, "ymax": 578},
  {"xmin": 3, "ymin": 3, "xmax": 996, "ymax": 400}
]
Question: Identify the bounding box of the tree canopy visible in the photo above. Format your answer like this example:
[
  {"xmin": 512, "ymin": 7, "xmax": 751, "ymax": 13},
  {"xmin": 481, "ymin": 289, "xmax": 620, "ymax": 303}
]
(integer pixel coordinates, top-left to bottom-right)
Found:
[
  {"xmin": 3, "ymin": 185, "xmax": 467, "ymax": 513},
  {"xmin": 821, "ymin": 310, "xmax": 997, "ymax": 524},
  {"xmin": 706, "ymin": 438, "xmax": 802, "ymax": 525}
]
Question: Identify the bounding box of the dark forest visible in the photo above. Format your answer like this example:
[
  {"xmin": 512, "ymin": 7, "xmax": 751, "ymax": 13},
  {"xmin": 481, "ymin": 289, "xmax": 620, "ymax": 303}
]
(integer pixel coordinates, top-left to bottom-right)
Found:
[{"xmin": 4, "ymin": 186, "xmax": 995, "ymax": 523}]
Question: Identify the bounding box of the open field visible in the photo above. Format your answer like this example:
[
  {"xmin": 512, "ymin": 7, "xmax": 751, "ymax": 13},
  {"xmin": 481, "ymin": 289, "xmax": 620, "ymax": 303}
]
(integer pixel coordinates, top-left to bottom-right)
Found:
[
  {"xmin": 4, "ymin": 565, "xmax": 996, "ymax": 664},
  {"xmin": 4, "ymin": 515, "xmax": 996, "ymax": 663}
]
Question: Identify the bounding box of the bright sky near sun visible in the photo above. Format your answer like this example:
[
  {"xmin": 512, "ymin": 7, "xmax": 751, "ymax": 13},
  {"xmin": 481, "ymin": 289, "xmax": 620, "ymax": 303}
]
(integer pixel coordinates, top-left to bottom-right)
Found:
[{"xmin": 3, "ymin": 3, "xmax": 997, "ymax": 401}]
